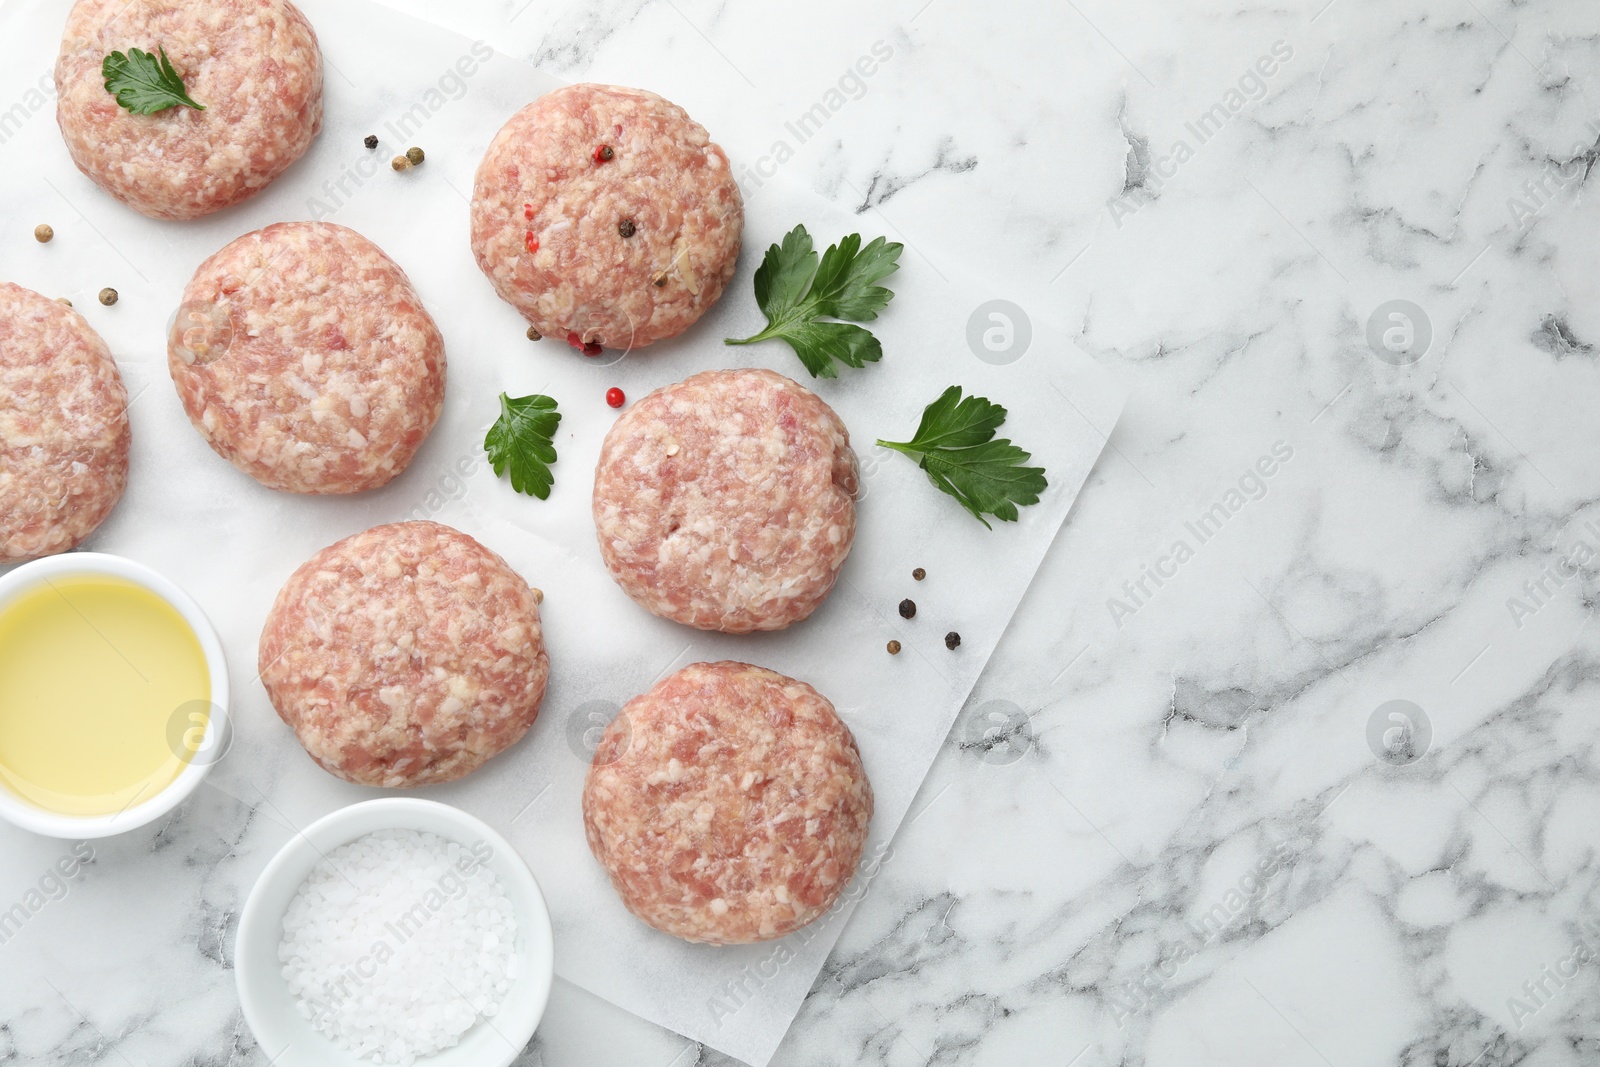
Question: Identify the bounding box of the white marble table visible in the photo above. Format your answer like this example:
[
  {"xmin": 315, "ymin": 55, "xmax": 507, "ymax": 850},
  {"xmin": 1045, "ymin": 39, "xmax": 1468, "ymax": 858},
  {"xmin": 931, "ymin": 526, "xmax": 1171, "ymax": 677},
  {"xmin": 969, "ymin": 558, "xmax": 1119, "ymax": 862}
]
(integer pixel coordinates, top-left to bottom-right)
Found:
[{"xmin": 7, "ymin": 0, "xmax": 1600, "ymax": 1064}]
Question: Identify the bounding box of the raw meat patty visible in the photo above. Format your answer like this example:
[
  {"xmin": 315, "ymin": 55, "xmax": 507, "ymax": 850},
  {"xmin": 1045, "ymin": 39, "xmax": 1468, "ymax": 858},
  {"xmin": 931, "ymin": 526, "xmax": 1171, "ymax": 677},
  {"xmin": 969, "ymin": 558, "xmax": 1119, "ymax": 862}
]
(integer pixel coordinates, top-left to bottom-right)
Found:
[
  {"xmin": 169, "ymin": 221, "xmax": 445, "ymax": 494},
  {"xmin": 55, "ymin": 0, "xmax": 323, "ymax": 220},
  {"xmin": 0, "ymin": 283, "xmax": 129, "ymax": 563},
  {"xmin": 259, "ymin": 521, "xmax": 549, "ymax": 788},
  {"xmin": 470, "ymin": 83, "xmax": 742, "ymax": 352},
  {"xmin": 593, "ymin": 369, "xmax": 858, "ymax": 632},
  {"xmin": 583, "ymin": 661, "xmax": 873, "ymax": 944}
]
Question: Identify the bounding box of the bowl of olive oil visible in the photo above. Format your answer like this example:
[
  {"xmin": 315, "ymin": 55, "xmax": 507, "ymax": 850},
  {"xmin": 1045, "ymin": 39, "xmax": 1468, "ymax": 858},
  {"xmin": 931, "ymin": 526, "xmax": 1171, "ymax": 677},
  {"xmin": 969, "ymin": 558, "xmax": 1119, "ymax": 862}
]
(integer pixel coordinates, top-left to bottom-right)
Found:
[{"xmin": 0, "ymin": 553, "xmax": 230, "ymax": 838}]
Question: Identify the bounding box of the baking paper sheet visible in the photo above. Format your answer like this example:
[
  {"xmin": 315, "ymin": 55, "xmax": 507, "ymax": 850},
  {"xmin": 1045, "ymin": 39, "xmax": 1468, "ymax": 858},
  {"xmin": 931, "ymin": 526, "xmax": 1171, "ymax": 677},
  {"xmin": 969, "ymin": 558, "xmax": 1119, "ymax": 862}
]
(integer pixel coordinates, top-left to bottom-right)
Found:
[{"xmin": 0, "ymin": 2, "xmax": 1125, "ymax": 1062}]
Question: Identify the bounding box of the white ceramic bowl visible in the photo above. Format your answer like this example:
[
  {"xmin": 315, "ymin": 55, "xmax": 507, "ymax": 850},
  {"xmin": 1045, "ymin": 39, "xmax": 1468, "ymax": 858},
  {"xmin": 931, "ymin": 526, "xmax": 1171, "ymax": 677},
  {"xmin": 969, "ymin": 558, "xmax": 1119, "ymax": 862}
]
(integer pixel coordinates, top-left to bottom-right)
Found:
[
  {"xmin": 0, "ymin": 552, "xmax": 231, "ymax": 839},
  {"xmin": 235, "ymin": 798, "xmax": 555, "ymax": 1067}
]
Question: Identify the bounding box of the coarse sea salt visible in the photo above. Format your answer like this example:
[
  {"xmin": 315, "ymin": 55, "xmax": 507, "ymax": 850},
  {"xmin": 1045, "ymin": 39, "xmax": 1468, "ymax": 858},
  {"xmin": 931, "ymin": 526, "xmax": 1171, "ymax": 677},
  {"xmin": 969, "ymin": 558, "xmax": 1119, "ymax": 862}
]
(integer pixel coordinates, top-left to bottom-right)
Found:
[{"xmin": 277, "ymin": 828, "xmax": 519, "ymax": 1065}]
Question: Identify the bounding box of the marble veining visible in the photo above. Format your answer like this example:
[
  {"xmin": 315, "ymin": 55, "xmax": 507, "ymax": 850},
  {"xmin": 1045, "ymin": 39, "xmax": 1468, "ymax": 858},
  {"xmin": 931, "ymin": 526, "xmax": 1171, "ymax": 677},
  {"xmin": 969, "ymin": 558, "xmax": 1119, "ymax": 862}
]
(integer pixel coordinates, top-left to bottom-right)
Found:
[{"xmin": 5, "ymin": 0, "xmax": 1600, "ymax": 1064}]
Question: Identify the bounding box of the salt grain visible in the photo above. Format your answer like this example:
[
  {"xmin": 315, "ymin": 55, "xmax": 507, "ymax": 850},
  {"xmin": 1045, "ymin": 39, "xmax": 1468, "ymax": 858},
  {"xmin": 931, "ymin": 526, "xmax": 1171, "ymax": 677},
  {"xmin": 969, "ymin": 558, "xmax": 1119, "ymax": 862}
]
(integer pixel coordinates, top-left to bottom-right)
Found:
[{"xmin": 277, "ymin": 828, "xmax": 517, "ymax": 1065}]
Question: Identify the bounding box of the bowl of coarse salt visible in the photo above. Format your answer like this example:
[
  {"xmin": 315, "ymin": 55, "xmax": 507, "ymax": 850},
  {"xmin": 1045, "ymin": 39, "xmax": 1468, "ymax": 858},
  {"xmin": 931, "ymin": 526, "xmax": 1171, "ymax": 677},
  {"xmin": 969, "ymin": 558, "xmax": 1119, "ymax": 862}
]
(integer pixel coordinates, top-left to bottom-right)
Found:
[{"xmin": 235, "ymin": 798, "xmax": 554, "ymax": 1067}]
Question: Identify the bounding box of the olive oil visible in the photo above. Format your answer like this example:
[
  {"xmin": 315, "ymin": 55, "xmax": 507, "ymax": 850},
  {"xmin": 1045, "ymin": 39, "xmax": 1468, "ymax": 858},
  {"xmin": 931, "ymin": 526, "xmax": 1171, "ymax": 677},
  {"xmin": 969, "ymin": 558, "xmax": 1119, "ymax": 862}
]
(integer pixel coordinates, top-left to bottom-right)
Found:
[{"xmin": 0, "ymin": 575, "xmax": 210, "ymax": 816}]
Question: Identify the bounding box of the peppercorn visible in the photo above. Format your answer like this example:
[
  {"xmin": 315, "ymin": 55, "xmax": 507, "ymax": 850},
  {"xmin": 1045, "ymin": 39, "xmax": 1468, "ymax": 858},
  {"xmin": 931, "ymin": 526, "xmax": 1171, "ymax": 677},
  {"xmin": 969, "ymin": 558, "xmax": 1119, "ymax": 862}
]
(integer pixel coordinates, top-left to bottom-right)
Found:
[
  {"xmin": 653, "ymin": 275, "xmax": 667, "ymax": 287},
  {"xmin": 363, "ymin": 134, "xmax": 378, "ymax": 149},
  {"xmin": 391, "ymin": 155, "xmax": 410, "ymax": 171},
  {"xmin": 594, "ymin": 144, "xmax": 614, "ymax": 163},
  {"xmin": 526, "ymin": 326, "xmax": 541, "ymax": 341},
  {"xmin": 886, "ymin": 640, "xmax": 902, "ymax": 655},
  {"xmin": 56, "ymin": 297, "xmax": 72, "ymax": 307},
  {"xmin": 618, "ymin": 218, "xmax": 636, "ymax": 238},
  {"xmin": 98, "ymin": 288, "xmax": 118, "ymax": 306},
  {"xmin": 912, "ymin": 567, "xmax": 926, "ymax": 581},
  {"xmin": 898, "ymin": 599, "xmax": 916, "ymax": 619},
  {"xmin": 34, "ymin": 224, "xmax": 53, "ymax": 243},
  {"xmin": 606, "ymin": 387, "xmax": 625, "ymax": 408},
  {"xmin": 945, "ymin": 631, "xmax": 961, "ymax": 650},
  {"xmin": 406, "ymin": 146, "xmax": 425, "ymax": 166}
]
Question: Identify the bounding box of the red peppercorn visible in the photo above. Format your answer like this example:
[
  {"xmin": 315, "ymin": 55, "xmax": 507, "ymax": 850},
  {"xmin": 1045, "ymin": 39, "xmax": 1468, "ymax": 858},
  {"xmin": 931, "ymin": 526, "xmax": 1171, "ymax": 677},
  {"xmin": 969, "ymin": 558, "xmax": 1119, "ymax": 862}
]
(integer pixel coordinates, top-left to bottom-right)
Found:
[
  {"xmin": 583, "ymin": 341, "xmax": 603, "ymax": 356},
  {"xmin": 566, "ymin": 330, "xmax": 581, "ymax": 349},
  {"xmin": 606, "ymin": 387, "xmax": 625, "ymax": 408},
  {"xmin": 593, "ymin": 144, "xmax": 614, "ymax": 164},
  {"xmin": 525, "ymin": 231, "xmax": 539, "ymax": 254}
]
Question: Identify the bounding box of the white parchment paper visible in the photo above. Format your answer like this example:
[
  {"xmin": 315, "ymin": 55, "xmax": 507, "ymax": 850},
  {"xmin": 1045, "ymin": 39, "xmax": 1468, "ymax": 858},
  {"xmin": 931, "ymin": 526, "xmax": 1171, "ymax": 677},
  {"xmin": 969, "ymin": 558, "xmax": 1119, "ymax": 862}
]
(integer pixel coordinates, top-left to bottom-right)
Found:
[{"xmin": 0, "ymin": 1, "xmax": 1124, "ymax": 1062}]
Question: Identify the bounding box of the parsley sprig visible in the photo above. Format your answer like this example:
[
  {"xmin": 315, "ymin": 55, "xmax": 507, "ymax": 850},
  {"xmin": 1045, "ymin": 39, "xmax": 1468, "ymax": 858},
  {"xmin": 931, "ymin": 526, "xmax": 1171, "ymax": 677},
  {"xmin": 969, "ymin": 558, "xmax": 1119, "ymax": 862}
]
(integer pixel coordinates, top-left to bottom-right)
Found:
[
  {"xmin": 484, "ymin": 393, "xmax": 561, "ymax": 499},
  {"xmin": 878, "ymin": 387, "xmax": 1047, "ymax": 529},
  {"xmin": 725, "ymin": 224, "xmax": 903, "ymax": 378},
  {"xmin": 102, "ymin": 47, "xmax": 205, "ymax": 115}
]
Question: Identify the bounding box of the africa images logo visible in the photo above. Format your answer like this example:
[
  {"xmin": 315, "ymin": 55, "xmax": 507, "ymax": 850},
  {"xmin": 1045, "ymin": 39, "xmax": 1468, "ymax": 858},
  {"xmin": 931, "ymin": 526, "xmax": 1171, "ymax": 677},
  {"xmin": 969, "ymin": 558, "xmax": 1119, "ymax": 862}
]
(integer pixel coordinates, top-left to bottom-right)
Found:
[
  {"xmin": 168, "ymin": 299, "xmax": 235, "ymax": 367},
  {"xmin": 1366, "ymin": 700, "xmax": 1430, "ymax": 767},
  {"xmin": 565, "ymin": 700, "xmax": 628, "ymax": 765},
  {"xmin": 966, "ymin": 300, "xmax": 1032, "ymax": 366},
  {"xmin": 1365, "ymin": 300, "xmax": 1431, "ymax": 367}
]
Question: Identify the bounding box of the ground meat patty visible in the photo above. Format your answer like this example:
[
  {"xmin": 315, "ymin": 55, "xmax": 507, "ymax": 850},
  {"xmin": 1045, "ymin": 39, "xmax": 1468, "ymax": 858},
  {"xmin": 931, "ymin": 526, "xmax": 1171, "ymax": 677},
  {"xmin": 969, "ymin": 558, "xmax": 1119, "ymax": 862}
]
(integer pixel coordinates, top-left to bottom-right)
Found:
[
  {"xmin": 169, "ymin": 222, "xmax": 445, "ymax": 494},
  {"xmin": 593, "ymin": 369, "xmax": 858, "ymax": 632},
  {"xmin": 470, "ymin": 83, "xmax": 742, "ymax": 351},
  {"xmin": 0, "ymin": 283, "xmax": 130, "ymax": 563},
  {"xmin": 55, "ymin": 0, "xmax": 323, "ymax": 221},
  {"xmin": 259, "ymin": 521, "xmax": 548, "ymax": 788},
  {"xmin": 583, "ymin": 661, "xmax": 872, "ymax": 944}
]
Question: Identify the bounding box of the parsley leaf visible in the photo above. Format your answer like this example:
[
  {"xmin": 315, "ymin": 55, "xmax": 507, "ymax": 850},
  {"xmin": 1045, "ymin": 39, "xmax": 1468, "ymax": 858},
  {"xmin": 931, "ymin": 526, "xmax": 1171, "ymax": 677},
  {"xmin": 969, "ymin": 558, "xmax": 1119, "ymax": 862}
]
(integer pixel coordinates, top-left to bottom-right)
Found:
[
  {"xmin": 102, "ymin": 47, "xmax": 205, "ymax": 115},
  {"xmin": 878, "ymin": 387, "xmax": 1047, "ymax": 529},
  {"xmin": 726, "ymin": 224, "xmax": 903, "ymax": 378},
  {"xmin": 484, "ymin": 393, "xmax": 561, "ymax": 499}
]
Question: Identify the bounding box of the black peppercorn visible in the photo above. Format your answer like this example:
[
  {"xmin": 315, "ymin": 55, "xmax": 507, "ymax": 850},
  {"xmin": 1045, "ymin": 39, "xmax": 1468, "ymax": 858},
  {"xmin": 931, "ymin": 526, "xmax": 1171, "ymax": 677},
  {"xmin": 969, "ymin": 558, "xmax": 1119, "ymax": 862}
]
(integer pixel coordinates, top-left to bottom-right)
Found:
[
  {"xmin": 363, "ymin": 134, "xmax": 378, "ymax": 149},
  {"xmin": 618, "ymin": 218, "xmax": 636, "ymax": 238},
  {"xmin": 945, "ymin": 631, "xmax": 961, "ymax": 650},
  {"xmin": 898, "ymin": 599, "xmax": 916, "ymax": 619},
  {"xmin": 912, "ymin": 567, "xmax": 926, "ymax": 581}
]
